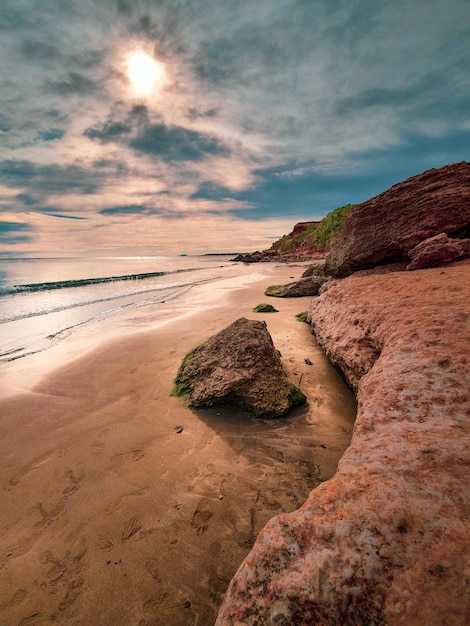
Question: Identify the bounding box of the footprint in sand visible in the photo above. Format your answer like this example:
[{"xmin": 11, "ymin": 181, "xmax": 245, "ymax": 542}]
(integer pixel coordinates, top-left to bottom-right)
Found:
[
  {"xmin": 121, "ymin": 516, "xmax": 142, "ymax": 542},
  {"xmin": 104, "ymin": 486, "xmax": 149, "ymax": 516},
  {"xmin": 0, "ymin": 588, "xmax": 27, "ymax": 611},
  {"xmin": 127, "ymin": 389, "xmax": 140, "ymax": 403},
  {"xmin": 145, "ymin": 557, "xmax": 162, "ymax": 583},
  {"xmin": 97, "ymin": 535, "xmax": 114, "ymax": 551},
  {"xmin": 112, "ymin": 449, "xmax": 145, "ymax": 464},
  {"xmin": 191, "ymin": 498, "xmax": 214, "ymax": 535},
  {"xmin": 62, "ymin": 468, "xmax": 84, "ymax": 497},
  {"xmin": 91, "ymin": 439, "xmax": 105, "ymax": 455}
]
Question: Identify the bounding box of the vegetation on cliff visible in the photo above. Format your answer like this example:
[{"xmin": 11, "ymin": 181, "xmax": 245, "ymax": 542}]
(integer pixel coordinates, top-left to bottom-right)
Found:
[{"xmin": 313, "ymin": 204, "xmax": 356, "ymax": 251}]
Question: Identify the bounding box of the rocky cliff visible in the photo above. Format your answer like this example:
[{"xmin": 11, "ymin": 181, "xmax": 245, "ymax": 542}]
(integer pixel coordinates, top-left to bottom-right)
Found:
[
  {"xmin": 325, "ymin": 161, "xmax": 470, "ymax": 277},
  {"xmin": 233, "ymin": 221, "xmax": 324, "ymax": 262},
  {"xmin": 216, "ymin": 260, "xmax": 470, "ymax": 625},
  {"xmin": 217, "ymin": 162, "xmax": 470, "ymax": 625}
]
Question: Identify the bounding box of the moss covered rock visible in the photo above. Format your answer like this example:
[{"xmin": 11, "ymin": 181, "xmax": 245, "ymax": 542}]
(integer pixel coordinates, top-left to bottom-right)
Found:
[{"xmin": 172, "ymin": 318, "xmax": 305, "ymax": 418}]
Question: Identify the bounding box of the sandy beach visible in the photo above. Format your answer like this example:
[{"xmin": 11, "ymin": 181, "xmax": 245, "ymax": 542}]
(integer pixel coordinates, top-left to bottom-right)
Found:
[{"xmin": 0, "ymin": 263, "xmax": 356, "ymax": 626}]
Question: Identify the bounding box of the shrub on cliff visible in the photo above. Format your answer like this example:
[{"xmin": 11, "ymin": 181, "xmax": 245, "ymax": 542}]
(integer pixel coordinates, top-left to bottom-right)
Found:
[{"xmin": 314, "ymin": 204, "xmax": 356, "ymax": 251}]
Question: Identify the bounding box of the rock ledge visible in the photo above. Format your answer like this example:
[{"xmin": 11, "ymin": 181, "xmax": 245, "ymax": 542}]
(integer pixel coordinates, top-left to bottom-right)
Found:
[{"xmin": 216, "ymin": 262, "xmax": 470, "ymax": 625}]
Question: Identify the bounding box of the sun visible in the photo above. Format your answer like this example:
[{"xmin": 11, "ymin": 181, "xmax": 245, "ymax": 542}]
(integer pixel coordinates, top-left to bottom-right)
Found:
[{"xmin": 126, "ymin": 52, "xmax": 166, "ymax": 94}]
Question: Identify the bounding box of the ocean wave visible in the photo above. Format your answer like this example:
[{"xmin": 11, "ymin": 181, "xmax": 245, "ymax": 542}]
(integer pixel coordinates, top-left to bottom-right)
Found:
[{"xmin": 1, "ymin": 267, "xmax": 202, "ymax": 295}]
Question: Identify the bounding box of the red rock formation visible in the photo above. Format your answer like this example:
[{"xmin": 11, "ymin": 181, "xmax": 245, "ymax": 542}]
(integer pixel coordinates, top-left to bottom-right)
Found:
[
  {"xmin": 233, "ymin": 221, "xmax": 325, "ymax": 263},
  {"xmin": 325, "ymin": 161, "xmax": 470, "ymax": 277},
  {"xmin": 216, "ymin": 261, "xmax": 470, "ymax": 625},
  {"xmin": 406, "ymin": 232, "xmax": 468, "ymax": 271}
]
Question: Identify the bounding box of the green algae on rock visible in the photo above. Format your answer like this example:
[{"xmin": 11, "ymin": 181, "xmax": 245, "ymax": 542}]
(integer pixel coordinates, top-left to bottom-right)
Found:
[{"xmin": 252, "ymin": 303, "xmax": 279, "ymax": 313}]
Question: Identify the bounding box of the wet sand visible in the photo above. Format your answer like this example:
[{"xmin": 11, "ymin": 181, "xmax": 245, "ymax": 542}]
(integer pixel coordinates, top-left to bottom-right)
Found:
[{"xmin": 0, "ymin": 264, "xmax": 356, "ymax": 626}]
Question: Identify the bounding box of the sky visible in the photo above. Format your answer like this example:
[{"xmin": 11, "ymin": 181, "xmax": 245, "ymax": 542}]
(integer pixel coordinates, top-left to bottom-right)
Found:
[{"xmin": 1, "ymin": 0, "xmax": 469, "ymax": 256}]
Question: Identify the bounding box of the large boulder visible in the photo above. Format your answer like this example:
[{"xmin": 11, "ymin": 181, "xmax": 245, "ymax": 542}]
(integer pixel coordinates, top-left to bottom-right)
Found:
[
  {"xmin": 216, "ymin": 261, "xmax": 470, "ymax": 625},
  {"xmin": 173, "ymin": 317, "xmax": 305, "ymax": 418},
  {"xmin": 325, "ymin": 161, "xmax": 470, "ymax": 277}
]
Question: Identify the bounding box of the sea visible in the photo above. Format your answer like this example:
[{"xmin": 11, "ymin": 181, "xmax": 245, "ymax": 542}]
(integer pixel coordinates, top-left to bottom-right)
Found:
[{"xmin": 0, "ymin": 255, "xmax": 256, "ymax": 365}]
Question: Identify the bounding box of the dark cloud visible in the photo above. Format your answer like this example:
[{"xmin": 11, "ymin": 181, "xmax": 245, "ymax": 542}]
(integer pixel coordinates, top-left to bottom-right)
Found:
[
  {"xmin": 47, "ymin": 72, "xmax": 97, "ymax": 95},
  {"xmin": 15, "ymin": 193, "xmax": 39, "ymax": 206},
  {"xmin": 187, "ymin": 107, "xmax": 219, "ymax": 121},
  {"xmin": 84, "ymin": 122, "xmax": 131, "ymax": 142},
  {"xmin": 115, "ymin": 0, "xmax": 134, "ymax": 16},
  {"xmin": 99, "ymin": 205, "xmax": 150, "ymax": 215},
  {"xmin": 130, "ymin": 124, "xmax": 229, "ymax": 161},
  {"xmin": 190, "ymin": 182, "xmax": 230, "ymax": 200},
  {"xmin": 39, "ymin": 128, "xmax": 65, "ymax": 141},
  {"xmin": 21, "ymin": 40, "xmax": 58, "ymax": 60},
  {"xmin": 0, "ymin": 160, "xmax": 104, "ymax": 196},
  {"xmin": 44, "ymin": 213, "xmax": 87, "ymax": 220},
  {"xmin": 0, "ymin": 115, "xmax": 10, "ymax": 132},
  {"xmin": 0, "ymin": 221, "xmax": 31, "ymax": 244},
  {"xmin": 85, "ymin": 109, "xmax": 229, "ymax": 162}
]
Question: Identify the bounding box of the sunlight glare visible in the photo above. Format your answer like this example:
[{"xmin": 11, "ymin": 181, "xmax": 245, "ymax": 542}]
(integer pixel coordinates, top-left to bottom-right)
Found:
[{"xmin": 127, "ymin": 52, "xmax": 166, "ymax": 94}]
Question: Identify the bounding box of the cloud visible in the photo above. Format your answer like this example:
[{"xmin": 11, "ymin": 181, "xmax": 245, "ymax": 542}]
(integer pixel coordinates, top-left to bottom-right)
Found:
[
  {"xmin": 190, "ymin": 182, "xmax": 231, "ymax": 201},
  {"xmin": 84, "ymin": 107, "xmax": 229, "ymax": 163},
  {"xmin": 0, "ymin": 0, "xmax": 469, "ymax": 254},
  {"xmin": 129, "ymin": 124, "xmax": 229, "ymax": 161},
  {"xmin": 15, "ymin": 193, "xmax": 39, "ymax": 206},
  {"xmin": 39, "ymin": 128, "xmax": 65, "ymax": 141},
  {"xmin": 43, "ymin": 213, "xmax": 87, "ymax": 220},
  {"xmin": 84, "ymin": 122, "xmax": 131, "ymax": 142},
  {"xmin": 0, "ymin": 220, "xmax": 31, "ymax": 244},
  {"xmin": 0, "ymin": 160, "xmax": 104, "ymax": 197},
  {"xmin": 99, "ymin": 205, "xmax": 151, "ymax": 215},
  {"xmin": 47, "ymin": 71, "xmax": 98, "ymax": 95},
  {"xmin": 20, "ymin": 40, "xmax": 59, "ymax": 60}
]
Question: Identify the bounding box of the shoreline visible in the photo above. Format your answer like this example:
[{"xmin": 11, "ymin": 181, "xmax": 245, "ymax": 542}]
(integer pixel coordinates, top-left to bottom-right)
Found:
[
  {"xmin": 0, "ymin": 263, "xmax": 356, "ymax": 625},
  {"xmin": 0, "ymin": 263, "xmax": 289, "ymax": 400}
]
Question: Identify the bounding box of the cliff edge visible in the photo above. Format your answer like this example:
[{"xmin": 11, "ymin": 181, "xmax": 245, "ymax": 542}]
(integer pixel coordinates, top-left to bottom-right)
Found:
[{"xmin": 325, "ymin": 161, "xmax": 470, "ymax": 277}]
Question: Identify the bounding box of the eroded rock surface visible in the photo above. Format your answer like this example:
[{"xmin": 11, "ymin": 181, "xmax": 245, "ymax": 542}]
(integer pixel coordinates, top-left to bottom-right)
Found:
[
  {"xmin": 216, "ymin": 261, "xmax": 470, "ymax": 625},
  {"xmin": 173, "ymin": 317, "xmax": 305, "ymax": 418},
  {"xmin": 407, "ymin": 232, "xmax": 468, "ymax": 271},
  {"xmin": 301, "ymin": 260, "xmax": 326, "ymax": 277},
  {"xmin": 325, "ymin": 161, "xmax": 470, "ymax": 277}
]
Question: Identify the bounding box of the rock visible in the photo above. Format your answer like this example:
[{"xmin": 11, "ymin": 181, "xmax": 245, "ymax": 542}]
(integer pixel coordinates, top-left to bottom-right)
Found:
[
  {"xmin": 301, "ymin": 260, "xmax": 326, "ymax": 277},
  {"xmin": 406, "ymin": 232, "xmax": 465, "ymax": 270},
  {"xmin": 265, "ymin": 276, "xmax": 331, "ymax": 297},
  {"xmin": 173, "ymin": 317, "xmax": 306, "ymax": 418},
  {"xmin": 216, "ymin": 261, "xmax": 470, "ymax": 625},
  {"xmin": 231, "ymin": 250, "xmax": 278, "ymax": 263},
  {"xmin": 252, "ymin": 303, "xmax": 279, "ymax": 313},
  {"xmin": 325, "ymin": 161, "xmax": 470, "ymax": 277}
]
